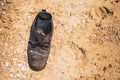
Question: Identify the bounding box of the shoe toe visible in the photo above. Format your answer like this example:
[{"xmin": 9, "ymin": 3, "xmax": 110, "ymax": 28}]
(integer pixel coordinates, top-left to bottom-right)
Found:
[{"xmin": 28, "ymin": 52, "xmax": 47, "ymax": 71}]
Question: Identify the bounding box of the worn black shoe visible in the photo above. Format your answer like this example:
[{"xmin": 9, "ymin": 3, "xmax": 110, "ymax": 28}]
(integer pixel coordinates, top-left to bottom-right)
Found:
[{"xmin": 27, "ymin": 10, "xmax": 53, "ymax": 71}]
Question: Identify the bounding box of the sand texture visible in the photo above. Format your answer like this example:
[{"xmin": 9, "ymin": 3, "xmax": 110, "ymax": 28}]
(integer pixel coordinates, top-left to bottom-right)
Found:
[{"xmin": 0, "ymin": 0, "xmax": 120, "ymax": 80}]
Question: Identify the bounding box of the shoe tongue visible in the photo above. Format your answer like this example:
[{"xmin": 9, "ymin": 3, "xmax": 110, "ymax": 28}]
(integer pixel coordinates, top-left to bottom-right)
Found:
[{"xmin": 38, "ymin": 10, "xmax": 52, "ymax": 20}]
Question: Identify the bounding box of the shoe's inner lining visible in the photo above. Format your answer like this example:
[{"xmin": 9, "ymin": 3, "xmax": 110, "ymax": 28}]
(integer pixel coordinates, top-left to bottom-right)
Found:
[
  {"xmin": 40, "ymin": 23, "xmax": 52, "ymax": 34},
  {"xmin": 38, "ymin": 12, "xmax": 52, "ymax": 20}
]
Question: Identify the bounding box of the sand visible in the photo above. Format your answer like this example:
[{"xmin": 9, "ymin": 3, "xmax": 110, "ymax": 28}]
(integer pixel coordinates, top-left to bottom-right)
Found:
[{"xmin": 0, "ymin": 0, "xmax": 120, "ymax": 80}]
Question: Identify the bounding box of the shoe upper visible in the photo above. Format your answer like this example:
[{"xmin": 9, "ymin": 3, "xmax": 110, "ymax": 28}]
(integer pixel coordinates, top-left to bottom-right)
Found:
[{"xmin": 27, "ymin": 10, "xmax": 53, "ymax": 71}]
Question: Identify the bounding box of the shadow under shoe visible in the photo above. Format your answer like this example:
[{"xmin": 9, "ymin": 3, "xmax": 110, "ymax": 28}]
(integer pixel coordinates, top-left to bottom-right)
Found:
[{"xmin": 27, "ymin": 10, "xmax": 53, "ymax": 71}]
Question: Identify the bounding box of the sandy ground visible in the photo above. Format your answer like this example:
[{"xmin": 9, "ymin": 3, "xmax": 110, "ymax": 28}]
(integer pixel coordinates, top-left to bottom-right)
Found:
[{"xmin": 0, "ymin": 0, "xmax": 120, "ymax": 80}]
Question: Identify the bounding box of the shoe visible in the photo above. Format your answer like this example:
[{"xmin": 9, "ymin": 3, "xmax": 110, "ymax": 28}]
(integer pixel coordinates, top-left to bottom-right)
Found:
[{"xmin": 27, "ymin": 10, "xmax": 53, "ymax": 71}]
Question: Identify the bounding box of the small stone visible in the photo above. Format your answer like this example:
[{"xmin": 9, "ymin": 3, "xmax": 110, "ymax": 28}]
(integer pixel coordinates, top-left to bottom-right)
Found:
[
  {"xmin": 5, "ymin": 62, "xmax": 9, "ymax": 66},
  {"xmin": 22, "ymin": 66, "xmax": 26, "ymax": 71},
  {"xmin": 109, "ymin": 64, "xmax": 112, "ymax": 68},
  {"xmin": 18, "ymin": 63, "xmax": 23, "ymax": 67},
  {"xmin": 115, "ymin": 0, "xmax": 119, "ymax": 3},
  {"xmin": 61, "ymin": 72, "xmax": 64, "ymax": 74},
  {"xmin": 6, "ymin": 0, "xmax": 11, "ymax": 3},
  {"xmin": 95, "ymin": 23, "xmax": 101, "ymax": 27},
  {"xmin": 10, "ymin": 73, "xmax": 14, "ymax": 77},
  {"xmin": 103, "ymin": 67, "xmax": 106, "ymax": 73}
]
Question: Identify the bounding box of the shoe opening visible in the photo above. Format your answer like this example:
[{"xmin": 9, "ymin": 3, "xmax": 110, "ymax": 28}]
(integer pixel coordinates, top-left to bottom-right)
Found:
[{"xmin": 38, "ymin": 11, "xmax": 52, "ymax": 20}]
